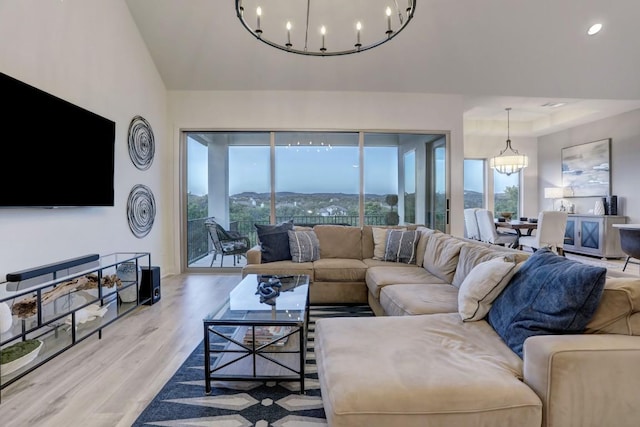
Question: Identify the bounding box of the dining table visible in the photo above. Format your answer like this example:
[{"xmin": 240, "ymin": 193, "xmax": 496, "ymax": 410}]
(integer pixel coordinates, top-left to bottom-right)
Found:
[{"xmin": 494, "ymin": 219, "xmax": 538, "ymax": 239}]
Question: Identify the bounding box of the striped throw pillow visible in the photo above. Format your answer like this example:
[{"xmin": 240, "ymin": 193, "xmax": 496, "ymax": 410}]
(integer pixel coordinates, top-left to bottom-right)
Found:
[
  {"xmin": 288, "ymin": 230, "xmax": 320, "ymax": 263},
  {"xmin": 384, "ymin": 230, "xmax": 418, "ymax": 264}
]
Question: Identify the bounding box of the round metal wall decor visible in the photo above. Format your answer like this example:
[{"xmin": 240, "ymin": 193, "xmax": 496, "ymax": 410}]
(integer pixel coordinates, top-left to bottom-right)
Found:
[
  {"xmin": 127, "ymin": 115, "xmax": 155, "ymax": 170},
  {"xmin": 127, "ymin": 184, "xmax": 156, "ymax": 238}
]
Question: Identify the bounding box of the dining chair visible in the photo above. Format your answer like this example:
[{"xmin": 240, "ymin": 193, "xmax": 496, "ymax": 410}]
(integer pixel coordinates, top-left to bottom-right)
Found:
[
  {"xmin": 518, "ymin": 211, "xmax": 568, "ymax": 255},
  {"xmin": 475, "ymin": 209, "xmax": 519, "ymax": 248},
  {"xmin": 464, "ymin": 208, "xmax": 481, "ymax": 240},
  {"xmin": 619, "ymin": 228, "xmax": 640, "ymax": 272}
]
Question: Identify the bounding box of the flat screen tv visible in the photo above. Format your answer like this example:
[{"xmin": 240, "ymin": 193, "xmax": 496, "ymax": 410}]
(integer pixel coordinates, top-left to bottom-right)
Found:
[{"xmin": 0, "ymin": 72, "xmax": 115, "ymax": 207}]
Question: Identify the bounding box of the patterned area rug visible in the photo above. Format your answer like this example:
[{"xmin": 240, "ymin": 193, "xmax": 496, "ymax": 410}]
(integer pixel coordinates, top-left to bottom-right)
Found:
[{"xmin": 133, "ymin": 305, "xmax": 373, "ymax": 426}]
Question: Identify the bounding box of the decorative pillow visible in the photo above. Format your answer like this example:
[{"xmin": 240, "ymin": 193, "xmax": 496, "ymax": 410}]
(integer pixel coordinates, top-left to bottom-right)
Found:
[
  {"xmin": 458, "ymin": 257, "xmax": 520, "ymax": 322},
  {"xmin": 452, "ymin": 244, "xmax": 529, "ymax": 288},
  {"xmin": 487, "ymin": 248, "xmax": 607, "ymax": 358},
  {"xmin": 372, "ymin": 227, "xmax": 408, "ymax": 260},
  {"xmin": 383, "ymin": 230, "xmax": 418, "ymax": 264},
  {"xmin": 254, "ymin": 220, "xmax": 294, "ymax": 263},
  {"xmin": 372, "ymin": 227, "xmax": 389, "ymax": 260},
  {"xmin": 288, "ymin": 230, "xmax": 320, "ymax": 263}
]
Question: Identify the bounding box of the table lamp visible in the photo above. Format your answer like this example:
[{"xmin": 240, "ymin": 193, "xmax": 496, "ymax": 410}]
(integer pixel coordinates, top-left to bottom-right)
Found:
[{"xmin": 544, "ymin": 187, "xmax": 566, "ymax": 211}]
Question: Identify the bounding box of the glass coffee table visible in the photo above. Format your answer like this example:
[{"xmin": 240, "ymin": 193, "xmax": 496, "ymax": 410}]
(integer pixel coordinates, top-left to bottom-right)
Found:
[{"xmin": 203, "ymin": 274, "xmax": 310, "ymax": 394}]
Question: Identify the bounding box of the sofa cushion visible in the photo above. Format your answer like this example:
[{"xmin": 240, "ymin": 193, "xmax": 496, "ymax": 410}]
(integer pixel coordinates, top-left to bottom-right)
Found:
[
  {"xmin": 288, "ymin": 229, "xmax": 320, "ymax": 263},
  {"xmin": 458, "ymin": 257, "xmax": 520, "ymax": 321},
  {"xmin": 315, "ymin": 314, "xmax": 542, "ymax": 427},
  {"xmin": 488, "ymin": 248, "xmax": 607, "ymax": 357},
  {"xmin": 366, "ymin": 265, "xmax": 447, "ymax": 298},
  {"xmin": 452, "ymin": 243, "xmax": 529, "ymax": 288},
  {"xmin": 380, "ymin": 283, "xmax": 459, "ymax": 316},
  {"xmin": 255, "ymin": 220, "xmax": 294, "ymax": 263},
  {"xmin": 422, "ymin": 232, "xmax": 466, "ymax": 283},
  {"xmin": 586, "ymin": 275, "xmax": 640, "ymax": 335},
  {"xmin": 383, "ymin": 229, "xmax": 418, "ymax": 264},
  {"xmin": 314, "ymin": 225, "xmax": 362, "ymax": 259},
  {"xmin": 313, "ymin": 258, "xmax": 368, "ymax": 282},
  {"xmin": 415, "ymin": 227, "xmax": 437, "ymax": 267},
  {"xmin": 241, "ymin": 260, "xmax": 314, "ymax": 281}
]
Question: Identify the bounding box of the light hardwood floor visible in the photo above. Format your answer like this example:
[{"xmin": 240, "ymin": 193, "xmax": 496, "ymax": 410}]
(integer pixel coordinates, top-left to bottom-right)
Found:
[{"xmin": 0, "ymin": 273, "xmax": 241, "ymax": 427}]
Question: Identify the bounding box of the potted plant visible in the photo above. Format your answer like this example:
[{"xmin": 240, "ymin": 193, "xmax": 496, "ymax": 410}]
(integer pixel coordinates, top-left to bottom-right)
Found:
[{"xmin": 385, "ymin": 194, "xmax": 399, "ymax": 225}]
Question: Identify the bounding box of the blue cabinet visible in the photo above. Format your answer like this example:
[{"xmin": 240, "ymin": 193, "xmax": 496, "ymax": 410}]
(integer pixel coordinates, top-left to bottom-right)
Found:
[{"xmin": 564, "ymin": 215, "xmax": 626, "ymax": 259}]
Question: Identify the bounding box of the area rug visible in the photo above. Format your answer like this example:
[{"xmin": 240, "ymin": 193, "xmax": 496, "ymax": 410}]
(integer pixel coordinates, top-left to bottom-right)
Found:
[{"xmin": 132, "ymin": 305, "xmax": 373, "ymax": 426}]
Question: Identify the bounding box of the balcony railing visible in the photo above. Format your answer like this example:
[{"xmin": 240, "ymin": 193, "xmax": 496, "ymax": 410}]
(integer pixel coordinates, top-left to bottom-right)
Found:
[{"xmin": 187, "ymin": 215, "xmax": 388, "ymax": 266}]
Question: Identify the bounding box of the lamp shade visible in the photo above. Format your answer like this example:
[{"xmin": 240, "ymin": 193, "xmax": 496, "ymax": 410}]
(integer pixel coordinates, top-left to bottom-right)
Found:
[
  {"xmin": 489, "ymin": 154, "xmax": 529, "ymax": 175},
  {"xmin": 544, "ymin": 187, "xmax": 565, "ymax": 199}
]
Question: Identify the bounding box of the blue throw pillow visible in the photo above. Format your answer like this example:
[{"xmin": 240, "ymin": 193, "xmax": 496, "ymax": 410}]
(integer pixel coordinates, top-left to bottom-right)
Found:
[
  {"xmin": 487, "ymin": 248, "xmax": 606, "ymax": 358},
  {"xmin": 255, "ymin": 220, "xmax": 294, "ymax": 263}
]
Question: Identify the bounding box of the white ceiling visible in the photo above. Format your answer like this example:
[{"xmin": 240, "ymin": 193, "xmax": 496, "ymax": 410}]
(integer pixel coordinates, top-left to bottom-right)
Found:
[{"xmin": 125, "ymin": 0, "xmax": 640, "ymax": 137}]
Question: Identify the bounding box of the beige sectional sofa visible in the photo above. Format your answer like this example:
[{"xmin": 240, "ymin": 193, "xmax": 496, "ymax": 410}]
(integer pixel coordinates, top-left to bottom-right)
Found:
[
  {"xmin": 243, "ymin": 224, "xmax": 429, "ymax": 305},
  {"xmin": 243, "ymin": 224, "xmax": 640, "ymax": 427}
]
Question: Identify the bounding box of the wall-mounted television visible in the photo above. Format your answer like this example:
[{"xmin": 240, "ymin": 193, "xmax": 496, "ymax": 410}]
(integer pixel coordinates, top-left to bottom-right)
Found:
[{"xmin": 0, "ymin": 72, "xmax": 115, "ymax": 207}]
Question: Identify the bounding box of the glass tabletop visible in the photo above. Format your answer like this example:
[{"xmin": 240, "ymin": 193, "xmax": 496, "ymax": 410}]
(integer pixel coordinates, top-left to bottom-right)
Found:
[{"xmin": 204, "ymin": 274, "xmax": 310, "ymax": 324}]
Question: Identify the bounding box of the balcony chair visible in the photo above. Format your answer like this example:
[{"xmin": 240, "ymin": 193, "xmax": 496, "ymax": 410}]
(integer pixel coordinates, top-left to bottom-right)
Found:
[
  {"xmin": 619, "ymin": 228, "xmax": 640, "ymax": 272},
  {"xmin": 518, "ymin": 211, "xmax": 568, "ymax": 256},
  {"xmin": 204, "ymin": 218, "xmax": 251, "ymax": 267},
  {"xmin": 476, "ymin": 209, "xmax": 519, "ymax": 248},
  {"xmin": 464, "ymin": 208, "xmax": 481, "ymax": 240}
]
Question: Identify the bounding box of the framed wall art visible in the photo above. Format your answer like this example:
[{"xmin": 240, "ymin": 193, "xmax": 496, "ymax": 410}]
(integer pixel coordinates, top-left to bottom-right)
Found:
[{"xmin": 561, "ymin": 138, "xmax": 611, "ymax": 197}]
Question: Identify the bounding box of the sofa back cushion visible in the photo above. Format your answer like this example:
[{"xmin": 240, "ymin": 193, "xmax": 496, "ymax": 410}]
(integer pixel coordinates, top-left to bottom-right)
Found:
[
  {"xmin": 422, "ymin": 232, "xmax": 466, "ymax": 283},
  {"xmin": 314, "ymin": 225, "xmax": 362, "ymax": 259},
  {"xmin": 487, "ymin": 248, "xmax": 607, "ymax": 358},
  {"xmin": 415, "ymin": 227, "xmax": 438, "ymax": 267},
  {"xmin": 586, "ymin": 275, "xmax": 640, "ymax": 335},
  {"xmin": 452, "ymin": 244, "xmax": 529, "ymax": 288}
]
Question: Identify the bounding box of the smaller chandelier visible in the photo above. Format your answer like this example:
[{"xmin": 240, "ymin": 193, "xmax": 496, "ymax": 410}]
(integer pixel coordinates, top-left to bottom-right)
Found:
[
  {"xmin": 235, "ymin": 0, "xmax": 416, "ymax": 57},
  {"xmin": 489, "ymin": 108, "xmax": 529, "ymax": 176}
]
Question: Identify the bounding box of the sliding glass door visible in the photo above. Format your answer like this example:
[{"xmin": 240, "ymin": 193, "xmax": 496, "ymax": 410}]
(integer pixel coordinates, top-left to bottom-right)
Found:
[{"xmin": 183, "ymin": 130, "xmax": 447, "ymax": 271}]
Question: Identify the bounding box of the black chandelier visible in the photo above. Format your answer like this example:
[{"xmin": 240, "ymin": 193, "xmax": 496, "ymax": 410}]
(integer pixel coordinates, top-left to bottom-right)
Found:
[{"xmin": 236, "ymin": 0, "xmax": 416, "ymax": 57}]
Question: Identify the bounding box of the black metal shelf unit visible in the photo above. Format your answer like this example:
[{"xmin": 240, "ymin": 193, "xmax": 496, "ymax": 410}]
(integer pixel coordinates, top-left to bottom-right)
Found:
[{"xmin": 0, "ymin": 252, "xmax": 151, "ymax": 399}]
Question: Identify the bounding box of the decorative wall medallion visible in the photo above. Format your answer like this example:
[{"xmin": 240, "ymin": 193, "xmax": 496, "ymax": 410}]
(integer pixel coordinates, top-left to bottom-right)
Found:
[
  {"xmin": 127, "ymin": 115, "xmax": 155, "ymax": 170},
  {"xmin": 127, "ymin": 184, "xmax": 156, "ymax": 238}
]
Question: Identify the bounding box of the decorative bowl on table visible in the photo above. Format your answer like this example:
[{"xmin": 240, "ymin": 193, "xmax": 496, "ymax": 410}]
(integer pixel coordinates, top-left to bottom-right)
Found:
[
  {"xmin": 499, "ymin": 212, "xmax": 513, "ymax": 221},
  {"xmin": 0, "ymin": 339, "xmax": 43, "ymax": 376}
]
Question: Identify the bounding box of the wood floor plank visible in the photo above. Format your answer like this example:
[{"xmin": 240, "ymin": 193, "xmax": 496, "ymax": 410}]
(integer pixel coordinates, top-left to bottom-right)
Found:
[{"xmin": 0, "ymin": 273, "xmax": 240, "ymax": 427}]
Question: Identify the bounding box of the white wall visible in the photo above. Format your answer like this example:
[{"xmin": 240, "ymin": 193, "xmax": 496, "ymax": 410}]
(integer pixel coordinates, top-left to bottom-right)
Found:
[
  {"xmin": 167, "ymin": 90, "xmax": 466, "ymax": 253},
  {"xmin": 538, "ymin": 108, "xmax": 640, "ymax": 223},
  {"xmin": 464, "ymin": 135, "xmax": 539, "ymax": 217},
  {"xmin": 0, "ymin": 1, "xmax": 170, "ymax": 279}
]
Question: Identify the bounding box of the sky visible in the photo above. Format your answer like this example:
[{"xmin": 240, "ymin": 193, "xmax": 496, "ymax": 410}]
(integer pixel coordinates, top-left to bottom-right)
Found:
[
  {"xmin": 464, "ymin": 159, "xmax": 518, "ymax": 193},
  {"xmin": 188, "ymin": 141, "xmax": 405, "ymax": 196}
]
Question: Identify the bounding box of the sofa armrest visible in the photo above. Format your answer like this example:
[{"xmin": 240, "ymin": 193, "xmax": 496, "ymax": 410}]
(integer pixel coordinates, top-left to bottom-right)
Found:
[
  {"xmin": 523, "ymin": 334, "xmax": 640, "ymax": 427},
  {"xmin": 246, "ymin": 245, "xmax": 262, "ymax": 265}
]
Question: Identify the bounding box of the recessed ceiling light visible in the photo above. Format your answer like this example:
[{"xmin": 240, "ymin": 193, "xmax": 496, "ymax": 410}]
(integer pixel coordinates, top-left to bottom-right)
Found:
[{"xmin": 587, "ymin": 23, "xmax": 603, "ymax": 35}]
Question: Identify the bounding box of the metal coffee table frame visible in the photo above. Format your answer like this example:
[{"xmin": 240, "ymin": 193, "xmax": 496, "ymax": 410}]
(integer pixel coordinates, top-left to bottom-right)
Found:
[{"xmin": 203, "ymin": 274, "xmax": 310, "ymax": 394}]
